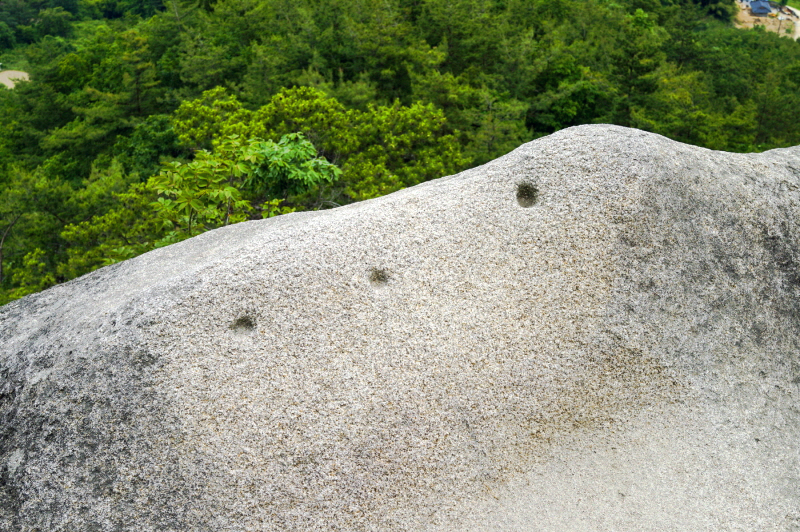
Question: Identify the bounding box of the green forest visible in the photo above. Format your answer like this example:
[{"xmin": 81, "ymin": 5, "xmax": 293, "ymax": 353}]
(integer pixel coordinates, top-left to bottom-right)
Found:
[{"xmin": 0, "ymin": 0, "xmax": 798, "ymax": 304}]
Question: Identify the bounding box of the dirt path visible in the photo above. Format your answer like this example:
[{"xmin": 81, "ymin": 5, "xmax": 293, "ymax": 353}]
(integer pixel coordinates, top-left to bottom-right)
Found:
[
  {"xmin": 787, "ymin": 6, "xmax": 800, "ymax": 38},
  {"xmin": 0, "ymin": 70, "xmax": 29, "ymax": 89}
]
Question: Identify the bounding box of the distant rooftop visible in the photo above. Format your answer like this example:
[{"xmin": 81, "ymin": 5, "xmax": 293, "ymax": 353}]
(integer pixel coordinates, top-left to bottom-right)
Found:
[{"xmin": 751, "ymin": 0, "xmax": 772, "ymax": 14}]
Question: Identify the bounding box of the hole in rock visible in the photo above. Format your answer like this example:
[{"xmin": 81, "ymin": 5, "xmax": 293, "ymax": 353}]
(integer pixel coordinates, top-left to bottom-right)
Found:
[
  {"xmin": 370, "ymin": 268, "xmax": 389, "ymax": 285},
  {"xmin": 230, "ymin": 315, "xmax": 256, "ymax": 333},
  {"xmin": 516, "ymin": 182, "xmax": 539, "ymax": 207}
]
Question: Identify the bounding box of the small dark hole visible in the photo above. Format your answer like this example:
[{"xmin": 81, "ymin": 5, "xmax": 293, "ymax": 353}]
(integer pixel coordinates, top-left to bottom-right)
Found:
[
  {"xmin": 370, "ymin": 268, "xmax": 389, "ymax": 284},
  {"xmin": 516, "ymin": 182, "xmax": 539, "ymax": 208},
  {"xmin": 231, "ymin": 316, "xmax": 256, "ymax": 332}
]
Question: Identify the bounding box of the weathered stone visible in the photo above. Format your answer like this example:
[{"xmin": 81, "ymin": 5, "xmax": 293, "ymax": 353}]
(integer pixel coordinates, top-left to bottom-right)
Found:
[{"xmin": 1, "ymin": 125, "xmax": 798, "ymax": 531}]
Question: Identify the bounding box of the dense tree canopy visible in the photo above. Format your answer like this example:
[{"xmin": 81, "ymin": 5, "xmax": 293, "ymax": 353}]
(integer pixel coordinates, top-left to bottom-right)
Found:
[{"xmin": 1, "ymin": 0, "xmax": 799, "ymax": 304}]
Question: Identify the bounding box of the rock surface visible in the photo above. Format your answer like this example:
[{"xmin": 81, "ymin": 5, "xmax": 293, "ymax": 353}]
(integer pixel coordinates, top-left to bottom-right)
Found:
[{"xmin": 1, "ymin": 124, "xmax": 799, "ymax": 531}]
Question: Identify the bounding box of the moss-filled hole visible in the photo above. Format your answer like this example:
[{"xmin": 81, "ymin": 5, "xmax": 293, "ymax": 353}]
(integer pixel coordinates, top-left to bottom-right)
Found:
[
  {"xmin": 231, "ymin": 315, "xmax": 256, "ymax": 332},
  {"xmin": 370, "ymin": 268, "xmax": 389, "ymax": 285},
  {"xmin": 517, "ymin": 182, "xmax": 539, "ymax": 207}
]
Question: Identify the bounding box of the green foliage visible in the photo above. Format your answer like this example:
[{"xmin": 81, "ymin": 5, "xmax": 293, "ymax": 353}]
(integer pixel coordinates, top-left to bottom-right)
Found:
[
  {"xmin": 149, "ymin": 132, "xmax": 340, "ymax": 238},
  {"xmin": 0, "ymin": 163, "xmax": 132, "ymax": 304},
  {"xmin": 630, "ymin": 67, "xmax": 758, "ymax": 150},
  {"xmin": 1, "ymin": 0, "xmax": 800, "ymax": 304},
  {"xmin": 36, "ymin": 7, "xmax": 74, "ymax": 39},
  {"xmin": 246, "ymin": 87, "xmax": 356, "ymax": 160},
  {"xmin": 7, "ymin": 249, "xmax": 56, "ymax": 300},
  {"xmin": 113, "ymin": 113, "xmax": 184, "ymax": 178},
  {"xmin": 0, "ymin": 22, "xmax": 16, "ymax": 49},
  {"xmin": 172, "ymin": 86, "xmax": 466, "ymax": 202},
  {"xmin": 171, "ymin": 86, "xmax": 253, "ymax": 149},
  {"xmin": 58, "ymin": 133, "xmax": 340, "ymax": 281},
  {"xmin": 342, "ymin": 100, "xmax": 467, "ymax": 200},
  {"xmin": 149, "ymin": 141, "xmax": 247, "ymax": 237},
  {"xmin": 59, "ymin": 181, "xmax": 163, "ymax": 277},
  {"xmin": 608, "ymin": 9, "xmax": 667, "ymax": 125}
]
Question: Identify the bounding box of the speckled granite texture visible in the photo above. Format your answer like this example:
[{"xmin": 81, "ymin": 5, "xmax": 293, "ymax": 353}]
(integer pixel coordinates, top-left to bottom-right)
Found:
[{"xmin": 1, "ymin": 125, "xmax": 799, "ymax": 531}]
